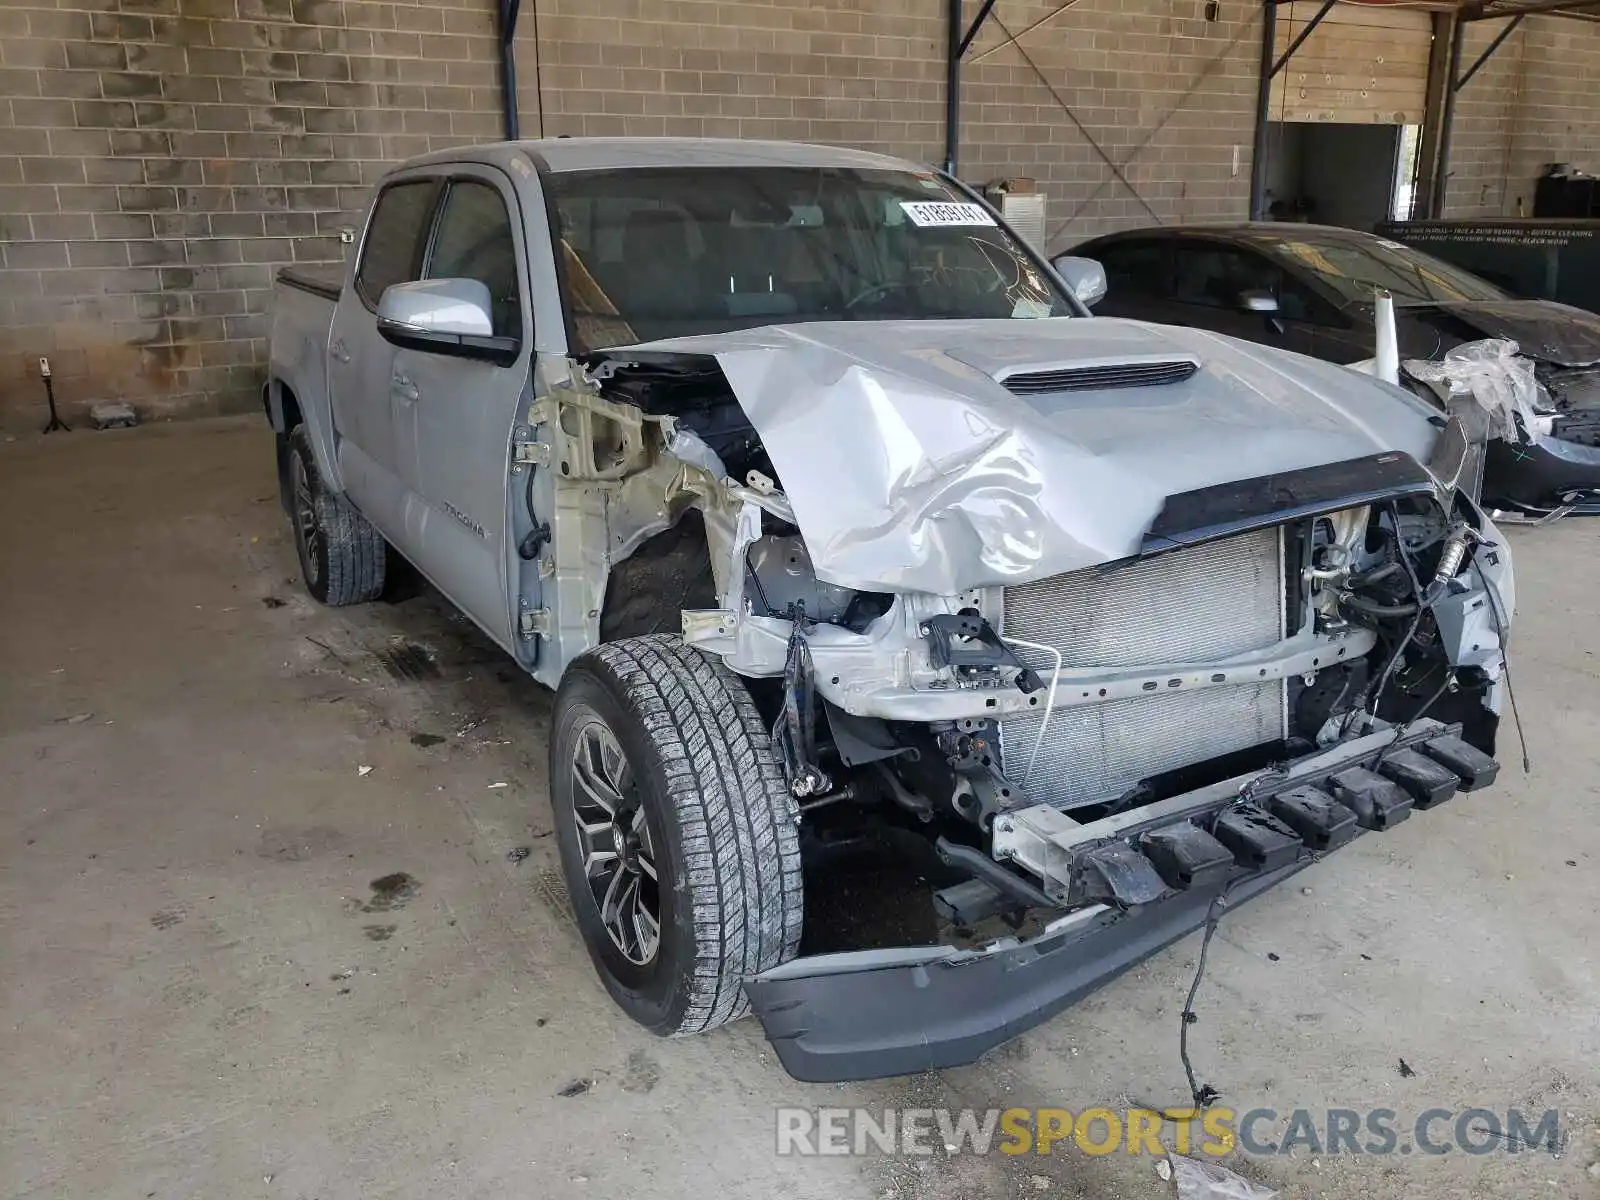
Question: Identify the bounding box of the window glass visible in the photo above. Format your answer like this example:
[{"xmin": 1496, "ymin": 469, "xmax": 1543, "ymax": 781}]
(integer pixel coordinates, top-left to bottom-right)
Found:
[
  {"xmin": 1093, "ymin": 240, "xmax": 1167, "ymax": 295},
  {"xmin": 1174, "ymin": 244, "xmax": 1337, "ymax": 322},
  {"xmin": 1171, "ymin": 245, "xmax": 1283, "ymax": 310},
  {"xmin": 1259, "ymin": 234, "xmax": 1509, "ymax": 305},
  {"xmin": 355, "ymin": 180, "xmax": 437, "ymax": 308},
  {"xmin": 426, "ymin": 180, "xmax": 521, "ymax": 339},
  {"xmin": 545, "ymin": 167, "xmax": 1073, "ymax": 353}
]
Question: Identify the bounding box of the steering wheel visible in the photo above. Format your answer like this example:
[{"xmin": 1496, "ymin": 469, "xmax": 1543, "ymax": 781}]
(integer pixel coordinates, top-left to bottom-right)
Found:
[{"xmin": 843, "ymin": 278, "xmax": 917, "ymax": 310}]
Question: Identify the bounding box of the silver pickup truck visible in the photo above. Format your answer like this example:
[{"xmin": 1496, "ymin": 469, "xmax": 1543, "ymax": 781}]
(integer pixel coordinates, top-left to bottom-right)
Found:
[{"xmin": 266, "ymin": 138, "xmax": 1514, "ymax": 1083}]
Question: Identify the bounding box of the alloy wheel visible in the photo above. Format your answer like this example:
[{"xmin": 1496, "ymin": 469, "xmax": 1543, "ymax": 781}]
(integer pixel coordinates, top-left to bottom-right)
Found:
[
  {"xmin": 569, "ymin": 719, "xmax": 661, "ymax": 965},
  {"xmin": 291, "ymin": 452, "xmax": 322, "ymax": 586}
]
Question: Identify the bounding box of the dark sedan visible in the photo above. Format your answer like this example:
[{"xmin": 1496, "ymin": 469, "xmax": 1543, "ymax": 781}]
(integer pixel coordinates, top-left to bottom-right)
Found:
[{"xmin": 1065, "ymin": 223, "xmax": 1600, "ymax": 510}]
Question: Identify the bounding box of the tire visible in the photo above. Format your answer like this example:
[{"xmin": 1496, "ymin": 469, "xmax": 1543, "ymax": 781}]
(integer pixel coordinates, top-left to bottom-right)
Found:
[
  {"xmin": 286, "ymin": 425, "xmax": 386, "ymax": 607},
  {"xmin": 550, "ymin": 634, "xmax": 803, "ymax": 1035}
]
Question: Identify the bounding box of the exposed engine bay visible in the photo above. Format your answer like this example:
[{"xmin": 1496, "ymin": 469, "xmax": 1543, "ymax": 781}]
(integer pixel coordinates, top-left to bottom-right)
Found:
[
  {"xmin": 527, "ymin": 320, "xmax": 1514, "ymax": 937},
  {"xmin": 1540, "ymin": 363, "xmax": 1600, "ymax": 446}
]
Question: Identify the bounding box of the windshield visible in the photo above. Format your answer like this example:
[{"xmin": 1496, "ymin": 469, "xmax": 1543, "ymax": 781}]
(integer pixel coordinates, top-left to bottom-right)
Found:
[
  {"xmin": 1257, "ymin": 233, "xmax": 1510, "ymax": 307},
  {"xmin": 545, "ymin": 166, "xmax": 1073, "ymax": 352}
]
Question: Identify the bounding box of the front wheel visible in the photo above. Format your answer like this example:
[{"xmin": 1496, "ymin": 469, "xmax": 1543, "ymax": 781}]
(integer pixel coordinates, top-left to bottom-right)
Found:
[{"xmin": 550, "ymin": 635, "xmax": 804, "ymax": 1035}]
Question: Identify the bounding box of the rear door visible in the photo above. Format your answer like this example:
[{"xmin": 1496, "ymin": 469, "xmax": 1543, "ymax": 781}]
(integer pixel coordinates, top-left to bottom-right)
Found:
[
  {"xmin": 327, "ymin": 173, "xmax": 441, "ymax": 531},
  {"xmin": 390, "ymin": 167, "xmax": 530, "ymax": 649}
]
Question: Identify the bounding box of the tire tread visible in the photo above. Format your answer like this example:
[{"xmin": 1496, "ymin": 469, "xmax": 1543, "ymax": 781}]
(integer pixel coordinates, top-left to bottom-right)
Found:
[
  {"xmin": 288, "ymin": 426, "xmax": 385, "ymax": 607},
  {"xmin": 583, "ymin": 634, "xmax": 803, "ymax": 1033}
]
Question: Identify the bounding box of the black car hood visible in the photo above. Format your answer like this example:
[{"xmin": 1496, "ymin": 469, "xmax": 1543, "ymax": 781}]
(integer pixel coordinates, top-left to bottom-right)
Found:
[{"xmin": 1416, "ymin": 300, "xmax": 1600, "ymax": 368}]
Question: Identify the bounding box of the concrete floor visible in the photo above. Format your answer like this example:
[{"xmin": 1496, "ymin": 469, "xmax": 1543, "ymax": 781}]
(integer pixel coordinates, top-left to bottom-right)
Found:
[{"xmin": 2, "ymin": 417, "xmax": 1597, "ymax": 1200}]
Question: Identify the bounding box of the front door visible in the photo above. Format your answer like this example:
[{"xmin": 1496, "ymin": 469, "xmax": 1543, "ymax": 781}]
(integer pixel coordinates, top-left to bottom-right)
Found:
[
  {"xmin": 328, "ymin": 175, "xmax": 441, "ymax": 532},
  {"xmin": 391, "ymin": 168, "xmax": 532, "ymax": 650},
  {"xmin": 1160, "ymin": 243, "xmax": 1321, "ymax": 357},
  {"xmin": 1092, "ymin": 238, "xmax": 1321, "ymax": 357}
]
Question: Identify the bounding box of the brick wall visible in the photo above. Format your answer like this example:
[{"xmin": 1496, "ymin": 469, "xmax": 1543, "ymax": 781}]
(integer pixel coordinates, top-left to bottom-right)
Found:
[
  {"xmin": 1503, "ymin": 16, "xmax": 1600, "ymax": 215},
  {"xmin": 1443, "ymin": 18, "xmax": 1525, "ymax": 219},
  {"xmin": 960, "ymin": 0, "xmax": 1260, "ymax": 242},
  {"xmin": 0, "ymin": 0, "xmax": 511, "ymax": 430},
  {"xmin": 1443, "ymin": 13, "xmax": 1600, "ymax": 219},
  {"xmin": 1, "ymin": 0, "xmax": 1595, "ymax": 430},
  {"xmin": 533, "ymin": 0, "xmax": 946, "ymax": 156}
]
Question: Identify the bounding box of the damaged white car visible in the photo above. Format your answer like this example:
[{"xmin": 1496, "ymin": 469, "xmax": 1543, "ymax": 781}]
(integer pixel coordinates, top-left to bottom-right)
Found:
[{"xmin": 266, "ymin": 139, "xmax": 1514, "ymax": 1082}]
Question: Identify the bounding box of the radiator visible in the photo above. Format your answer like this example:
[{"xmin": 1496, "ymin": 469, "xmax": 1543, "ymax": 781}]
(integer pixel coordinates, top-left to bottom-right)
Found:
[{"xmin": 1000, "ymin": 527, "xmax": 1287, "ymax": 809}]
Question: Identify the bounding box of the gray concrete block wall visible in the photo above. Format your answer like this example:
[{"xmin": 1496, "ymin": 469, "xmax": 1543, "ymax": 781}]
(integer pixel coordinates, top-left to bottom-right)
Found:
[
  {"xmin": 958, "ymin": 0, "xmax": 1261, "ymax": 245},
  {"xmin": 1504, "ymin": 19, "xmax": 1600, "ymax": 215},
  {"xmin": 0, "ymin": 0, "xmax": 510, "ymax": 427},
  {"xmin": 1445, "ymin": 19, "xmax": 1527, "ymax": 219},
  {"xmin": 1, "ymin": 0, "xmax": 1595, "ymax": 428},
  {"xmin": 1444, "ymin": 14, "xmax": 1600, "ymax": 219},
  {"xmin": 530, "ymin": 0, "xmax": 948, "ymax": 155}
]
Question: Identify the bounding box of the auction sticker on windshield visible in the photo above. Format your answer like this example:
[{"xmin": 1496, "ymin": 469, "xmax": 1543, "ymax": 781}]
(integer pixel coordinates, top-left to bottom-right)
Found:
[{"xmin": 899, "ymin": 201, "xmax": 996, "ymax": 228}]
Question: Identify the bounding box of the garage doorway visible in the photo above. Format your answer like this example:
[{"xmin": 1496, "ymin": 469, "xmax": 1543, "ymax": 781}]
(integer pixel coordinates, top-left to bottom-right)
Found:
[
  {"xmin": 1259, "ymin": 2, "xmax": 1431, "ymax": 230},
  {"xmin": 1262, "ymin": 121, "xmax": 1420, "ymax": 229}
]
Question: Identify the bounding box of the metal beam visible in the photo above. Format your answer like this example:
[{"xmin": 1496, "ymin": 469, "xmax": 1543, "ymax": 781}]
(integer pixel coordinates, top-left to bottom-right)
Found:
[
  {"xmin": 1249, "ymin": 0, "xmax": 1335, "ymax": 221},
  {"xmin": 1429, "ymin": 15, "xmax": 1465, "ymax": 217},
  {"xmin": 1412, "ymin": 10, "xmax": 1456, "ymax": 219},
  {"xmin": 1268, "ymin": 0, "xmax": 1338, "ymax": 78},
  {"xmin": 945, "ymin": 0, "xmax": 1001, "ymax": 174},
  {"xmin": 957, "ymin": 0, "xmax": 1000, "ymax": 58},
  {"xmin": 944, "ymin": 0, "xmax": 962, "ymax": 174},
  {"xmin": 497, "ymin": 0, "xmax": 521, "ymax": 141},
  {"xmin": 1248, "ymin": 0, "xmax": 1278, "ymax": 221},
  {"xmin": 1466, "ymin": 0, "xmax": 1600, "ymax": 19},
  {"xmin": 1455, "ymin": 12, "xmax": 1524, "ymax": 88}
]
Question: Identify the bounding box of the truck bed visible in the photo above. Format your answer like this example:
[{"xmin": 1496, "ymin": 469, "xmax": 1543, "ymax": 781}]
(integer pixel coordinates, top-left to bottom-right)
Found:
[
  {"xmin": 266, "ymin": 264, "xmax": 345, "ymax": 493},
  {"xmin": 276, "ymin": 265, "xmax": 343, "ymax": 303}
]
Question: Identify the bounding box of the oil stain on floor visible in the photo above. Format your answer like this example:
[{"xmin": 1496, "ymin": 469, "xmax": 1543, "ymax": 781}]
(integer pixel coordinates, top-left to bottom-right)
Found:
[{"xmin": 357, "ymin": 872, "xmax": 420, "ymax": 913}]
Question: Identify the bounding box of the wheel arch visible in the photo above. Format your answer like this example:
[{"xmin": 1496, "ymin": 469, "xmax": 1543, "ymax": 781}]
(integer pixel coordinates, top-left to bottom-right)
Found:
[
  {"xmin": 264, "ymin": 362, "xmax": 344, "ymax": 496},
  {"xmin": 596, "ymin": 507, "xmax": 719, "ymax": 645}
]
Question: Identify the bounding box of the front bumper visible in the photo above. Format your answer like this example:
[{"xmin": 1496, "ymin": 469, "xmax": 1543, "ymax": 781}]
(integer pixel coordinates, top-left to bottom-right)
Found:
[
  {"xmin": 744, "ymin": 718, "xmax": 1499, "ymax": 1083},
  {"xmin": 1485, "ymin": 433, "xmax": 1600, "ymax": 510}
]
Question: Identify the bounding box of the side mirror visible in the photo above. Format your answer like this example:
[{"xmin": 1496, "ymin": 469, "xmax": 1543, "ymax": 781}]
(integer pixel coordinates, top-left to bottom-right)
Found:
[
  {"xmin": 375, "ymin": 278, "xmax": 518, "ymax": 365},
  {"xmin": 378, "ymin": 278, "xmax": 493, "ymax": 335},
  {"xmin": 1050, "ymin": 255, "xmax": 1108, "ymax": 308},
  {"xmin": 1238, "ymin": 289, "xmax": 1279, "ymax": 314}
]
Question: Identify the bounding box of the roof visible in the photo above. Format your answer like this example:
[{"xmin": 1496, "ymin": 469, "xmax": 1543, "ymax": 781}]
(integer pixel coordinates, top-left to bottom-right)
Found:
[
  {"xmin": 1086, "ymin": 221, "xmax": 1376, "ymax": 241},
  {"xmin": 1075, "ymin": 222, "xmax": 1404, "ymax": 250},
  {"xmin": 398, "ymin": 137, "xmax": 921, "ymax": 176}
]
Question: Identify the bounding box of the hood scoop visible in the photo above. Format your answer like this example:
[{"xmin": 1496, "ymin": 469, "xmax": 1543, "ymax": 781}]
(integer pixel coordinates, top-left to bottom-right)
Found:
[{"xmin": 996, "ymin": 357, "xmax": 1199, "ymax": 395}]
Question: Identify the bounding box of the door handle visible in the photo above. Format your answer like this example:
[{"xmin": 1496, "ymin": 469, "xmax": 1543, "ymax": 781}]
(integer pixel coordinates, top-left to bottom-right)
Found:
[
  {"xmin": 391, "ymin": 370, "xmax": 419, "ymax": 402},
  {"xmin": 330, "ymin": 338, "xmax": 351, "ymax": 363}
]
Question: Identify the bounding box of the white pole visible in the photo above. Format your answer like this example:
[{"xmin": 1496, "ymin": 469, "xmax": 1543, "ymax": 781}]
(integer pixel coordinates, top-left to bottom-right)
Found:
[{"xmin": 1373, "ymin": 289, "xmax": 1400, "ymax": 385}]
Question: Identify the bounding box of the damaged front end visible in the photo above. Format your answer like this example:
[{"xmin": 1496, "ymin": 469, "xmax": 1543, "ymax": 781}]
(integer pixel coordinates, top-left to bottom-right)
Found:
[
  {"xmin": 1406, "ymin": 337, "xmax": 1600, "ymax": 517},
  {"xmin": 742, "ymin": 483, "xmax": 1509, "ymax": 1081},
  {"xmin": 550, "ymin": 323, "xmax": 1512, "ymax": 1083}
]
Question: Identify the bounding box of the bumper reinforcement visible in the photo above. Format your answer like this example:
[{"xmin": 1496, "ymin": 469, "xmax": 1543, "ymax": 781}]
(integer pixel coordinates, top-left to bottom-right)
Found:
[
  {"xmin": 744, "ymin": 861, "xmax": 1305, "ymax": 1082},
  {"xmin": 745, "ymin": 718, "xmax": 1498, "ymax": 1082}
]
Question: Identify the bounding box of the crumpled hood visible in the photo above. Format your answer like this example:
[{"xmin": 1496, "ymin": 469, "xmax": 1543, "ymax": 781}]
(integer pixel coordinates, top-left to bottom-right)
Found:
[
  {"xmin": 629, "ymin": 317, "xmax": 1442, "ymax": 593},
  {"xmin": 1422, "ymin": 300, "xmax": 1600, "ymax": 367}
]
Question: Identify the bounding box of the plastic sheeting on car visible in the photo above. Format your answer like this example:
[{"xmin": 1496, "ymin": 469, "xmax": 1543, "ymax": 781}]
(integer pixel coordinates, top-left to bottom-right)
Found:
[
  {"xmin": 1405, "ymin": 338, "xmax": 1544, "ymax": 445},
  {"xmin": 1170, "ymin": 1152, "xmax": 1278, "ymax": 1200}
]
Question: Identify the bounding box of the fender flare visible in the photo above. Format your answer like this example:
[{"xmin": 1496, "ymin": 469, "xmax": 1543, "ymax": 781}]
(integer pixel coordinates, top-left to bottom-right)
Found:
[{"xmin": 264, "ymin": 375, "xmax": 344, "ymax": 496}]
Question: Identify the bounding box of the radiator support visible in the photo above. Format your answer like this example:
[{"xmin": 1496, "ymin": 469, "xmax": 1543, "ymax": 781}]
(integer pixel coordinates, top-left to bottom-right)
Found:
[{"xmin": 999, "ymin": 527, "xmax": 1289, "ymax": 810}]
